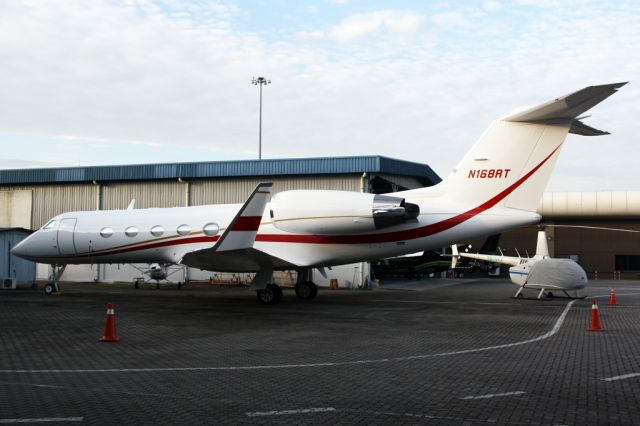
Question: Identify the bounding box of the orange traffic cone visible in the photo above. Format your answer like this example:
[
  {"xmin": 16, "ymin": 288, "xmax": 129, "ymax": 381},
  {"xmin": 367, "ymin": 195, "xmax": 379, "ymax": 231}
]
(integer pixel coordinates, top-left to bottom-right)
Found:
[
  {"xmin": 609, "ymin": 288, "xmax": 617, "ymax": 306},
  {"xmin": 588, "ymin": 299, "xmax": 604, "ymax": 332},
  {"xmin": 100, "ymin": 303, "xmax": 120, "ymax": 342}
]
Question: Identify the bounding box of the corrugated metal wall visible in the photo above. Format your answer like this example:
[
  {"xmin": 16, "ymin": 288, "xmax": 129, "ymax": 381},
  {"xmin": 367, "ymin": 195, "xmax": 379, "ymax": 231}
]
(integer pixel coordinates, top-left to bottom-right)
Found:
[
  {"xmin": 102, "ymin": 181, "xmax": 187, "ymax": 210},
  {"xmin": 191, "ymin": 175, "xmax": 361, "ymax": 205},
  {"xmin": 1, "ymin": 184, "xmax": 98, "ymax": 228},
  {"xmin": 0, "ymin": 190, "xmax": 33, "ymax": 228},
  {"xmin": 1, "ymin": 175, "xmax": 363, "ymax": 228}
]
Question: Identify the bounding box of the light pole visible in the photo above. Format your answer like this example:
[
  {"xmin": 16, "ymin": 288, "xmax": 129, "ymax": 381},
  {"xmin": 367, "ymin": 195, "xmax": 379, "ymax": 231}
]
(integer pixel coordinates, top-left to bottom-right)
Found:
[{"xmin": 252, "ymin": 76, "xmax": 271, "ymax": 160}]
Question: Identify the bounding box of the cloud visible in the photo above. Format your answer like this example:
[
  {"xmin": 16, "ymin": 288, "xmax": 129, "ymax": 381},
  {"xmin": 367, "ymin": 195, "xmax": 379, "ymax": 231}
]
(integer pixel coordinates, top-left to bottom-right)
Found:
[
  {"xmin": 0, "ymin": 159, "xmax": 72, "ymax": 169},
  {"xmin": 483, "ymin": 1, "xmax": 502, "ymax": 12},
  {"xmin": 329, "ymin": 10, "xmax": 424, "ymax": 42},
  {"xmin": 0, "ymin": 1, "xmax": 639, "ymax": 191}
]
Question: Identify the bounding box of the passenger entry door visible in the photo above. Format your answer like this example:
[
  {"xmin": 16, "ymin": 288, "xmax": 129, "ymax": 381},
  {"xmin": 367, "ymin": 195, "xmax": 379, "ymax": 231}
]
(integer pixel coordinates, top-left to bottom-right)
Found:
[{"xmin": 57, "ymin": 218, "xmax": 77, "ymax": 256}]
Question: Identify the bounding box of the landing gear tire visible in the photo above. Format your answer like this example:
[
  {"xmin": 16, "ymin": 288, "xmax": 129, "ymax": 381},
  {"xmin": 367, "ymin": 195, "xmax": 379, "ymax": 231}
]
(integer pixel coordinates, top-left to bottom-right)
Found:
[
  {"xmin": 547, "ymin": 292, "xmax": 554, "ymax": 299},
  {"xmin": 295, "ymin": 281, "xmax": 318, "ymax": 300},
  {"xmin": 257, "ymin": 284, "xmax": 283, "ymax": 305},
  {"xmin": 43, "ymin": 283, "xmax": 55, "ymax": 295}
]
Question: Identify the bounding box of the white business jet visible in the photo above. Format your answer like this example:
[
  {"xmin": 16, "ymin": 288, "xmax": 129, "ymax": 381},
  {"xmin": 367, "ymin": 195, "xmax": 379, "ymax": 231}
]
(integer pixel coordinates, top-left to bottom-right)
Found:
[
  {"xmin": 12, "ymin": 83, "xmax": 626, "ymax": 304},
  {"xmin": 451, "ymin": 229, "xmax": 587, "ymax": 299}
]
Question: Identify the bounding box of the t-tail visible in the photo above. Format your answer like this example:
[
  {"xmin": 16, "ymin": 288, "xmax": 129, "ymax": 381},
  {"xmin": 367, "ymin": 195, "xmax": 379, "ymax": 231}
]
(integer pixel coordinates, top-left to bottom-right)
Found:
[{"xmin": 424, "ymin": 83, "xmax": 627, "ymax": 212}]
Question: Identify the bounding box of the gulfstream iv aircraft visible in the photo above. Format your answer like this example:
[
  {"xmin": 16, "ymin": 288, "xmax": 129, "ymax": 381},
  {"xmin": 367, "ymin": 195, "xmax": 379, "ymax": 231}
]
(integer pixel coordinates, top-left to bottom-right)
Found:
[{"xmin": 12, "ymin": 83, "xmax": 626, "ymax": 304}]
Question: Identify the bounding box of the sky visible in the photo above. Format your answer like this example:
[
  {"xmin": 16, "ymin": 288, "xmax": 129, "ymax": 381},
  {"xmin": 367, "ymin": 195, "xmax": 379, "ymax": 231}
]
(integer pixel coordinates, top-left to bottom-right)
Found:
[{"xmin": 0, "ymin": 0, "xmax": 638, "ymax": 191}]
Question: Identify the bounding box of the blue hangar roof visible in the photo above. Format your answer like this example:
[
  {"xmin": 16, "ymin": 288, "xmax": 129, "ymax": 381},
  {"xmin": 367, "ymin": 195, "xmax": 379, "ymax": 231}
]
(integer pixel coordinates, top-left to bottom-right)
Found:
[{"xmin": 0, "ymin": 156, "xmax": 441, "ymax": 186}]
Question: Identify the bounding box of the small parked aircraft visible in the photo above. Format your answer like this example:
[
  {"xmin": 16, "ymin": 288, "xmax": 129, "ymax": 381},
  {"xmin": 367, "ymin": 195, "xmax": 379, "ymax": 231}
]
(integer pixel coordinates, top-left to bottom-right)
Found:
[
  {"xmin": 12, "ymin": 83, "xmax": 626, "ymax": 304},
  {"xmin": 451, "ymin": 229, "xmax": 587, "ymax": 299}
]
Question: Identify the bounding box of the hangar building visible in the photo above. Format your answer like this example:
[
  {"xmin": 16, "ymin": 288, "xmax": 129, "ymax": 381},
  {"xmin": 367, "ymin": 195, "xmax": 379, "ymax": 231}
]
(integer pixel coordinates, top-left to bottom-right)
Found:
[{"xmin": 0, "ymin": 156, "xmax": 440, "ymax": 287}]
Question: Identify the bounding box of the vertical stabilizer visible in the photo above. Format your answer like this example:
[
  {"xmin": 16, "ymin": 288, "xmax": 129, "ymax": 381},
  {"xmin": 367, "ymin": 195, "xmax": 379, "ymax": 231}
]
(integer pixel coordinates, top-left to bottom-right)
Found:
[
  {"xmin": 419, "ymin": 83, "xmax": 626, "ymax": 213},
  {"xmin": 534, "ymin": 230, "xmax": 550, "ymax": 259}
]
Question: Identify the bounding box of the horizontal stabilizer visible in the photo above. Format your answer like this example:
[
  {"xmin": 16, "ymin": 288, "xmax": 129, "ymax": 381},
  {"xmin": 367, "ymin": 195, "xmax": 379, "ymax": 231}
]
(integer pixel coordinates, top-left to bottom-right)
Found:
[
  {"xmin": 504, "ymin": 82, "xmax": 627, "ymax": 125},
  {"xmin": 569, "ymin": 120, "xmax": 610, "ymax": 136}
]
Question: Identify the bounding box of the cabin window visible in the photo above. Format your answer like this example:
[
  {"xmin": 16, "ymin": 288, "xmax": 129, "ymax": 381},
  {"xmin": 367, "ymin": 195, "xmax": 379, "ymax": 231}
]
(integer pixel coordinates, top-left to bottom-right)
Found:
[
  {"xmin": 151, "ymin": 225, "xmax": 164, "ymax": 237},
  {"xmin": 42, "ymin": 220, "xmax": 56, "ymax": 230},
  {"xmin": 177, "ymin": 224, "xmax": 191, "ymax": 236},
  {"xmin": 100, "ymin": 227, "xmax": 113, "ymax": 238},
  {"xmin": 125, "ymin": 226, "xmax": 139, "ymax": 237},
  {"xmin": 203, "ymin": 223, "xmax": 219, "ymax": 236}
]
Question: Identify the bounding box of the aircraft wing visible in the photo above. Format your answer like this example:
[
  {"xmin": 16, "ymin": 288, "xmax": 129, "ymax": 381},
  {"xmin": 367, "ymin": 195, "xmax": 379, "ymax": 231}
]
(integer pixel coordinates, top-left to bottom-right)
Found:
[
  {"xmin": 504, "ymin": 82, "xmax": 627, "ymax": 135},
  {"xmin": 180, "ymin": 183, "xmax": 296, "ymax": 272}
]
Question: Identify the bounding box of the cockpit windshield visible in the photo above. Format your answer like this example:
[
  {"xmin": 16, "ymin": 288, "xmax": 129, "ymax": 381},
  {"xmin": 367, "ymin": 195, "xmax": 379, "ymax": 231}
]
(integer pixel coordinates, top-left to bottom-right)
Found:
[{"xmin": 42, "ymin": 220, "xmax": 57, "ymax": 230}]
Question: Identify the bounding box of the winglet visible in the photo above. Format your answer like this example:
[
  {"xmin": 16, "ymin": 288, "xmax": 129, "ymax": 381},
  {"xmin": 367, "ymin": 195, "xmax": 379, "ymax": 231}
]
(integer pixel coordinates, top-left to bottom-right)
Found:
[{"xmin": 212, "ymin": 183, "xmax": 273, "ymax": 252}]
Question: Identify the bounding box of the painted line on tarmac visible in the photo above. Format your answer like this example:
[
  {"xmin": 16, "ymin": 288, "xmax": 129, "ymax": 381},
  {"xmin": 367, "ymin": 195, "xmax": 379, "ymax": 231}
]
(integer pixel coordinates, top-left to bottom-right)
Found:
[
  {"xmin": 0, "ymin": 381, "xmax": 65, "ymax": 389},
  {"xmin": 0, "ymin": 418, "xmax": 83, "ymax": 424},
  {"xmin": 373, "ymin": 300, "xmax": 513, "ymax": 305},
  {"xmin": 246, "ymin": 407, "xmax": 336, "ymax": 417},
  {"xmin": 460, "ymin": 391, "xmax": 526, "ymax": 400},
  {"xmin": 601, "ymin": 373, "xmax": 640, "ymax": 382},
  {"xmin": 0, "ymin": 300, "xmax": 577, "ymax": 375}
]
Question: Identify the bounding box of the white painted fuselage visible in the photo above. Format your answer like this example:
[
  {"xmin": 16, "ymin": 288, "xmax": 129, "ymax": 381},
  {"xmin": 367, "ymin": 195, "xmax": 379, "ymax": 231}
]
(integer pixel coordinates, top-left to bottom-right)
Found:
[{"xmin": 14, "ymin": 198, "xmax": 540, "ymax": 271}]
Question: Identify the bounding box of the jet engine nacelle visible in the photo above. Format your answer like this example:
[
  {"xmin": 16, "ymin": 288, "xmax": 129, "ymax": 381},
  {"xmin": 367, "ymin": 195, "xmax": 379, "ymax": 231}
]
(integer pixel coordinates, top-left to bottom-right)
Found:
[{"xmin": 270, "ymin": 190, "xmax": 419, "ymax": 235}]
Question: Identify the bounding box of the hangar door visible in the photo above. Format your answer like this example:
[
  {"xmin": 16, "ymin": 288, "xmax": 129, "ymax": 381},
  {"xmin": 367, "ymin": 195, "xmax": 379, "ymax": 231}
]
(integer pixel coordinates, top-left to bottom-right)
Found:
[{"xmin": 57, "ymin": 218, "xmax": 77, "ymax": 256}]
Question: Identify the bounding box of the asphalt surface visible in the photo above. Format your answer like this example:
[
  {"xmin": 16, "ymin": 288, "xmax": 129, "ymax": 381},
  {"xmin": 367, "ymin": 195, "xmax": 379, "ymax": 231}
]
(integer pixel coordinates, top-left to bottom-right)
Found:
[{"xmin": 1, "ymin": 278, "xmax": 639, "ymax": 425}]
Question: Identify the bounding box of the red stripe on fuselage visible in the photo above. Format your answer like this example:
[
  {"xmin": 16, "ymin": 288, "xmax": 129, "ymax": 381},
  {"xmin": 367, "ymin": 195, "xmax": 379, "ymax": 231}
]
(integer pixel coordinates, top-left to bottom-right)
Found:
[
  {"xmin": 83, "ymin": 235, "xmax": 220, "ymax": 258},
  {"xmin": 256, "ymin": 144, "xmax": 561, "ymax": 245},
  {"xmin": 232, "ymin": 216, "xmax": 262, "ymax": 231}
]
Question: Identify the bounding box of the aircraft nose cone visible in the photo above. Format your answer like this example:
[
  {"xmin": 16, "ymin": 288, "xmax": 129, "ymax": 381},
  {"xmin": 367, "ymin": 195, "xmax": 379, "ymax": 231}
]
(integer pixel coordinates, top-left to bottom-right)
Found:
[{"xmin": 11, "ymin": 240, "xmax": 29, "ymax": 259}]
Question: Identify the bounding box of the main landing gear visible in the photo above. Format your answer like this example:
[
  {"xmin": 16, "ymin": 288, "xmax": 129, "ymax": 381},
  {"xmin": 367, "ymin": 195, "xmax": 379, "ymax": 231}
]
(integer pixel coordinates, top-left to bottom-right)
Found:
[
  {"xmin": 294, "ymin": 269, "xmax": 318, "ymax": 301},
  {"xmin": 255, "ymin": 269, "xmax": 319, "ymax": 305},
  {"xmin": 256, "ymin": 284, "xmax": 282, "ymax": 305},
  {"xmin": 294, "ymin": 281, "xmax": 318, "ymax": 300},
  {"xmin": 44, "ymin": 265, "xmax": 66, "ymax": 295}
]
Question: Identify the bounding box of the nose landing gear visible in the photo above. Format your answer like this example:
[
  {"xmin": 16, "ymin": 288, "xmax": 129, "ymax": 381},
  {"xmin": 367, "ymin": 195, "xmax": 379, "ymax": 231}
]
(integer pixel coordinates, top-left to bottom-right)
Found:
[{"xmin": 44, "ymin": 265, "xmax": 66, "ymax": 295}]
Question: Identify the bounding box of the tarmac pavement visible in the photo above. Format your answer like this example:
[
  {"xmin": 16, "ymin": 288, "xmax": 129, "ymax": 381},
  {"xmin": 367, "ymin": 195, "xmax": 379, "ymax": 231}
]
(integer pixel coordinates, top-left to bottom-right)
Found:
[{"xmin": 1, "ymin": 278, "xmax": 639, "ymax": 425}]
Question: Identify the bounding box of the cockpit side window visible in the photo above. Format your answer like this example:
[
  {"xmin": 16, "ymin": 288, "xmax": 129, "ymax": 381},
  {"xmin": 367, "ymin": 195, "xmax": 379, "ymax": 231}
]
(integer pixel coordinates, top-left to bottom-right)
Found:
[{"xmin": 42, "ymin": 220, "xmax": 57, "ymax": 230}]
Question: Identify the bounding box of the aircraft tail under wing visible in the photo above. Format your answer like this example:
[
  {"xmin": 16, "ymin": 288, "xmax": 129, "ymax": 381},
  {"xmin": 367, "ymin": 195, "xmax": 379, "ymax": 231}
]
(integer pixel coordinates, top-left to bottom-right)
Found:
[{"xmin": 429, "ymin": 82, "xmax": 627, "ymax": 212}]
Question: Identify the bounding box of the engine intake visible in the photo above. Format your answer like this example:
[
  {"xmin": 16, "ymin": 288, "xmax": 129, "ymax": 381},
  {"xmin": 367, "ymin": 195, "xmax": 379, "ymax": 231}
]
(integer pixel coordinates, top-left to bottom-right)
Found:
[{"xmin": 270, "ymin": 190, "xmax": 419, "ymax": 235}]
